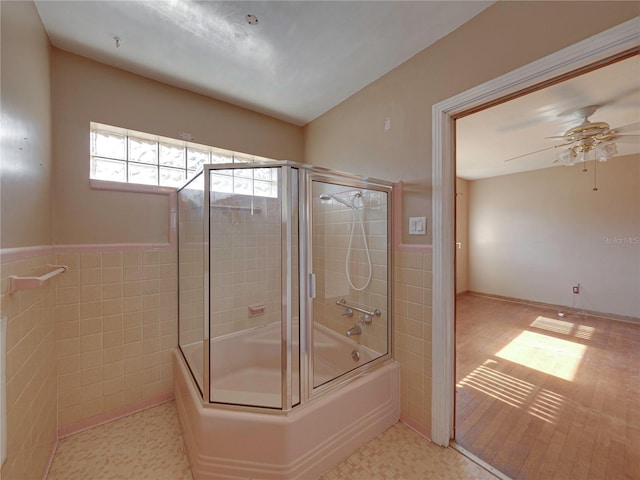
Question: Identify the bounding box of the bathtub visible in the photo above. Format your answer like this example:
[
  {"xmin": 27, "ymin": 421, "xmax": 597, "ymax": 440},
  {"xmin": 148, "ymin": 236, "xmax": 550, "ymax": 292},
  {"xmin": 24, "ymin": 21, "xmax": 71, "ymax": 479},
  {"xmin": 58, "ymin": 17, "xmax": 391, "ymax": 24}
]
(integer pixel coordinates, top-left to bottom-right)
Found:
[{"xmin": 173, "ymin": 323, "xmax": 400, "ymax": 479}]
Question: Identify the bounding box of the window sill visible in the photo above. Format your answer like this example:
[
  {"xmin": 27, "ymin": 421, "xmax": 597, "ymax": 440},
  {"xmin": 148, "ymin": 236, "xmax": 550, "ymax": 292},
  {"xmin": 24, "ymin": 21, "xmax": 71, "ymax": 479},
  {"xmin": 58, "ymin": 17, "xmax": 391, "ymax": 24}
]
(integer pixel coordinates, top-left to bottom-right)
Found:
[{"xmin": 90, "ymin": 179, "xmax": 177, "ymax": 195}]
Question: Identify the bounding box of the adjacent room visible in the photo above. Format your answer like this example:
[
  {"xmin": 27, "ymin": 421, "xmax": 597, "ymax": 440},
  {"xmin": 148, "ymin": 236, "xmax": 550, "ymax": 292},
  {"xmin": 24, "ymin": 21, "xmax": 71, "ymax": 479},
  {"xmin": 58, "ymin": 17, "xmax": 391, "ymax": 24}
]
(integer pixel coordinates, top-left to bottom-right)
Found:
[
  {"xmin": 455, "ymin": 55, "xmax": 640, "ymax": 479},
  {"xmin": 1, "ymin": 1, "xmax": 638, "ymax": 479}
]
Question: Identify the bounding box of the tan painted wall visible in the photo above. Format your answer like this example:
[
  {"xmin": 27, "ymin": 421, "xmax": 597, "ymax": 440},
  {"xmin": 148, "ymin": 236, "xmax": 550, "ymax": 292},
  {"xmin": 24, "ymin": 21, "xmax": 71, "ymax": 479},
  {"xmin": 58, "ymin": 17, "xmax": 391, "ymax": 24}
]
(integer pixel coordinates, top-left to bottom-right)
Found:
[
  {"xmin": 0, "ymin": 3, "xmax": 58, "ymax": 479},
  {"xmin": 0, "ymin": 0, "xmax": 53, "ymax": 249},
  {"xmin": 468, "ymin": 154, "xmax": 640, "ymax": 318},
  {"xmin": 455, "ymin": 178, "xmax": 469, "ymax": 294},
  {"xmin": 51, "ymin": 49, "xmax": 304, "ymax": 245}
]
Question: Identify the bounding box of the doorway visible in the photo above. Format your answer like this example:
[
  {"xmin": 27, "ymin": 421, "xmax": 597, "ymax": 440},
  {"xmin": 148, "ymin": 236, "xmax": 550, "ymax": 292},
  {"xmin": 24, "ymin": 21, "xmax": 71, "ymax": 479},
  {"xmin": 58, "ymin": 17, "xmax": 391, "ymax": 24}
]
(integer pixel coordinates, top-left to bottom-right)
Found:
[{"xmin": 430, "ymin": 14, "xmax": 639, "ymax": 463}]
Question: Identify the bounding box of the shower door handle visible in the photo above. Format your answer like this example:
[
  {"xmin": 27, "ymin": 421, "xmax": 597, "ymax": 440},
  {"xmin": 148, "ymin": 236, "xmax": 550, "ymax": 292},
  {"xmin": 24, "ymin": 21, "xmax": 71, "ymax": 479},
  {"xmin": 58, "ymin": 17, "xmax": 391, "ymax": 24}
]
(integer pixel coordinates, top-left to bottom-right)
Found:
[{"xmin": 308, "ymin": 273, "xmax": 316, "ymax": 299}]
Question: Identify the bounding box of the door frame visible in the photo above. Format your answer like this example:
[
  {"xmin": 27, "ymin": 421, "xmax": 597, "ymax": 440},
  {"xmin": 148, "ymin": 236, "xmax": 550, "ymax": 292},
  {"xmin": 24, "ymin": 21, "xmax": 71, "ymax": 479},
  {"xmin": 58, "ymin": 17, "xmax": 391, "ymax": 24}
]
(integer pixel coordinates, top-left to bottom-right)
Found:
[{"xmin": 430, "ymin": 17, "xmax": 640, "ymax": 447}]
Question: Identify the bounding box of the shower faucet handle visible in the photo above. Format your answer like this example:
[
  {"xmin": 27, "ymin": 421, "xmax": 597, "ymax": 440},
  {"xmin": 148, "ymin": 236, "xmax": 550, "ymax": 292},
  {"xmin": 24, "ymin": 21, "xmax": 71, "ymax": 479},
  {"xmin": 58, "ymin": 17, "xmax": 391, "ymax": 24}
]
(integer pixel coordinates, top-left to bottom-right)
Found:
[
  {"xmin": 342, "ymin": 308, "xmax": 354, "ymax": 317},
  {"xmin": 360, "ymin": 314, "xmax": 373, "ymax": 325}
]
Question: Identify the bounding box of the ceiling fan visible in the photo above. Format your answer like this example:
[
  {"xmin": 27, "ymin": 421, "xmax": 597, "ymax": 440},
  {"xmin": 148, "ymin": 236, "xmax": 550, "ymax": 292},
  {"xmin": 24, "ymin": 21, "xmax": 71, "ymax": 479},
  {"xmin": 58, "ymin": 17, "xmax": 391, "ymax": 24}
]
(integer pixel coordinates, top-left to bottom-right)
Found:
[{"xmin": 504, "ymin": 105, "xmax": 640, "ymax": 166}]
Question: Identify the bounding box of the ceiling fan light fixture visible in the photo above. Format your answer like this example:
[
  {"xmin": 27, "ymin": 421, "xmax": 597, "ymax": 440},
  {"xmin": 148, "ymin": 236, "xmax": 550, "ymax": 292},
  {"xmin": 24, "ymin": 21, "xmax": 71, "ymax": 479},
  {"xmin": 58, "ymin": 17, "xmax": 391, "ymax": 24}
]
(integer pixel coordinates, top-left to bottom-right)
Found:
[
  {"xmin": 595, "ymin": 141, "xmax": 617, "ymax": 162},
  {"xmin": 558, "ymin": 148, "xmax": 576, "ymax": 166}
]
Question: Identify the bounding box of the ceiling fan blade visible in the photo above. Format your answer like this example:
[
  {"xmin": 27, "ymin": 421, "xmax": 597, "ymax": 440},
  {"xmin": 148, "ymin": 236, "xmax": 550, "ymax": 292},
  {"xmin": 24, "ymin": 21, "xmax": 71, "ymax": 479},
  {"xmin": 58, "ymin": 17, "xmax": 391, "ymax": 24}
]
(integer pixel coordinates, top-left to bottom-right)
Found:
[
  {"xmin": 503, "ymin": 146, "xmax": 558, "ymax": 163},
  {"xmin": 613, "ymin": 135, "xmax": 640, "ymax": 144},
  {"xmin": 610, "ymin": 122, "xmax": 640, "ymax": 134},
  {"xmin": 503, "ymin": 141, "xmax": 575, "ymax": 163}
]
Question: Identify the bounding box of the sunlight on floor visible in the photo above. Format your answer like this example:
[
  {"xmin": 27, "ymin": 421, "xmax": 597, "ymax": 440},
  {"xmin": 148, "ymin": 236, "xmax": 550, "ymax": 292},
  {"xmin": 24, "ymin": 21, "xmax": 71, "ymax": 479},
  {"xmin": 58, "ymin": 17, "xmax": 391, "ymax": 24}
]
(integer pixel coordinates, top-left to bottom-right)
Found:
[
  {"xmin": 457, "ymin": 363, "xmax": 534, "ymax": 408},
  {"xmin": 457, "ymin": 362, "xmax": 566, "ymax": 424},
  {"xmin": 496, "ymin": 329, "xmax": 586, "ymax": 381},
  {"xmin": 530, "ymin": 315, "xmax": 595, "ymax": 340},
  {"xmin": 527, "ymin": 388, "xmax": 565, "ymax": 424}
]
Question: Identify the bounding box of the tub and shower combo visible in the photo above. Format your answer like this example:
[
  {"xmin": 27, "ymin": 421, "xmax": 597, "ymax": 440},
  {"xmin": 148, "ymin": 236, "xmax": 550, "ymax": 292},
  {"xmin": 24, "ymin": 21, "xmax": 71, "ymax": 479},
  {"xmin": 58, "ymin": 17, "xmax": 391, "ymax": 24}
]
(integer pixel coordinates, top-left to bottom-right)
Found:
[{"xmin": 174, "ymin": 161, "xmax": 399, "ymax": 479}]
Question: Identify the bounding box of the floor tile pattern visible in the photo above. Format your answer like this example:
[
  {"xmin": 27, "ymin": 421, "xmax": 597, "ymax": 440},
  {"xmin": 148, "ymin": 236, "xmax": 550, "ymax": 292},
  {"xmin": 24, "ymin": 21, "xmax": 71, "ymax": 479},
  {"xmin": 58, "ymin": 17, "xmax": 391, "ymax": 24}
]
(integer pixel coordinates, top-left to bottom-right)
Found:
[
  {"xmin": 48, "ymin": 400, "xmax": 497, "ymax": 480},
  {"xmin": 47, "ymin": 401, "xmax": 192, "ymax": 480},
  {"xmin": 322, "ymin": 422, "xmax": 497, "ymax": 480}
]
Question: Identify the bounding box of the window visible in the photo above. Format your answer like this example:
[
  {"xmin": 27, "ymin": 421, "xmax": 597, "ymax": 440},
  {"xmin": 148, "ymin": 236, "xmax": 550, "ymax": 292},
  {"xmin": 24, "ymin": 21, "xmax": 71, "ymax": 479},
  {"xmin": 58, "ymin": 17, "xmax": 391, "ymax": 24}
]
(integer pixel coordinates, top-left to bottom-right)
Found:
[{"xmin": 90, "ymin": 122, "xmax": 278, "ymax": 196}]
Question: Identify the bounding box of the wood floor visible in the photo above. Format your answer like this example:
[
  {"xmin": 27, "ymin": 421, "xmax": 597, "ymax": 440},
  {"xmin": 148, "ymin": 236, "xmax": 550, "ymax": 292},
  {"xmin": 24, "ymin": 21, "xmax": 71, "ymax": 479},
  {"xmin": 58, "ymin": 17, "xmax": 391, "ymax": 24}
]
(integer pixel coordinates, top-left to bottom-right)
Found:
[{"xmin": 455, "ymin": 293, "xmax": 640, "ymax": 480}]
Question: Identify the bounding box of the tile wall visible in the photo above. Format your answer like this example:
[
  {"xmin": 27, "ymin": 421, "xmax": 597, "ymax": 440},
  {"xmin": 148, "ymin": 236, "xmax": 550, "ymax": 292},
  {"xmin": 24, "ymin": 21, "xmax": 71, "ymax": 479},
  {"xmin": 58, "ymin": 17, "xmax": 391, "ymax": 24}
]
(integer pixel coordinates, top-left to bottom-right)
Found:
[
  {"xmin": 393, "ymin": 250, "xmax": 433, "ymax": 435},
  {"xmin": 54, "ymin": 247, "xmax": 177, "ymax": 428},
  {"xmin": 209, "ymin": 195, "xmax": 283, "ymax": 337},
  {"xmin": 0, "ymin": 252, "xmax": 58, "ymax": 480},
  {"xmin": 313, "ymin": 190, "xmax": 389, "ymax": 354}
]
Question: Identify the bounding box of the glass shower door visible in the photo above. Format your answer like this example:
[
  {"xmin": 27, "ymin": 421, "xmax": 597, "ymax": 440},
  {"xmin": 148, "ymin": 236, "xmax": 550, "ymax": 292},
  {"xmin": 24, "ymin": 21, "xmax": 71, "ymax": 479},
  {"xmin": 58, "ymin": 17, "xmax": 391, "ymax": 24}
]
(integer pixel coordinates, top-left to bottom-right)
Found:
[
  {"xmin": 310, "ymin": 178, "xmax": 390, "ymax": 390},
  {"xmin": 207, "ymin": 164, "xmax": 299, "ymax": 409},
  {"xmin": 177, "ymin": 172, "xmax": 205, "ymax": 393}
]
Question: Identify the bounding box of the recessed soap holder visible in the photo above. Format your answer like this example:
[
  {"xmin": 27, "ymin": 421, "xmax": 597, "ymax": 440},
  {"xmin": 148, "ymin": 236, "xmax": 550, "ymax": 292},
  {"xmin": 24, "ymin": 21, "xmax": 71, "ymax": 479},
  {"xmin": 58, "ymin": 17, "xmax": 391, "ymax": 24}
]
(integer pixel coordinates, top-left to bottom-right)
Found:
[{"xmin": 248, "ymin": 304, "xmax": 265, "ymax": 317}]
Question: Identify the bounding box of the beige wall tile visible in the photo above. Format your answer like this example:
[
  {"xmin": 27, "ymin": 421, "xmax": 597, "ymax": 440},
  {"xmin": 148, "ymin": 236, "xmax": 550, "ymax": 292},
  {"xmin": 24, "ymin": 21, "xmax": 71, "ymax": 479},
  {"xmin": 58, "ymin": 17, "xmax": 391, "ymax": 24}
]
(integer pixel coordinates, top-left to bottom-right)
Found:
[
  {"xmin": 80, "ymin": 268, "xmax": 102, "ymax": 286},
  {"xmin": 0, "ymin": 252, "xmax": 57, "ymax": 480},
  {"xmin": 102, "ymin": 252, "xmax": 123, "ymax": 268},
  {"xmin": 80, "ymin": 284, "xmax": 101, "ymax": 302},
  {"xmin": 80, "ymin": 317, "xmax": 103, "ymax": 336},
  {"xmin": 104, "ymin": 330, "xmax": 123, "ymax": 347},
  {"xmin": 103, "ymin": 360, "xmax": 124, "ymax": 380},
  {"xmin": 81, "ymin": 253, "xmax": 102, "ymax": 269},
  {"xmin": 102, "ymin": 283, "xmax": 123, "ymax": 300},
  {"xmin": 81, "ymin": 366, "xmax": 103, "ymax": 386}
]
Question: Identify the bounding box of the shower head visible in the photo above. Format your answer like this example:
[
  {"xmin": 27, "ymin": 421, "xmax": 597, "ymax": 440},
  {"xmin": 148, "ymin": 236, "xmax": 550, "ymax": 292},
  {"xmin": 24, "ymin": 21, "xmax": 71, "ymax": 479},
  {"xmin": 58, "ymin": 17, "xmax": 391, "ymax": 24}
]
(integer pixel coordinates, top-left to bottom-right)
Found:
[{"xmin": 319, "ymin": 193, "xmax": 353, "ymax": 208}]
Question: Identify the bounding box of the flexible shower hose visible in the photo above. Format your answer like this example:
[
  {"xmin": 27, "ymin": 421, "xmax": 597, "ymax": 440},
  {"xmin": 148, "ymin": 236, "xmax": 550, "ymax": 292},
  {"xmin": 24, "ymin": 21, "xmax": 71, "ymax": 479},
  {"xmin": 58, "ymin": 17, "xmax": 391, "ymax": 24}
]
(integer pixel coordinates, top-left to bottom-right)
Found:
[{"xmin": 345, "ymin": 197, "xmax": 372, "ymax": 291}]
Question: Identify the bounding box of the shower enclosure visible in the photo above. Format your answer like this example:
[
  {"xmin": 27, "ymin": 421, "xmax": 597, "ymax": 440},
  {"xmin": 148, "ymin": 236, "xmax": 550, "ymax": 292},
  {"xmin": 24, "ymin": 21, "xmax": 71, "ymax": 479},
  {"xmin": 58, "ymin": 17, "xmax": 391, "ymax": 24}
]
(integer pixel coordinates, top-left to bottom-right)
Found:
[{"xmin": 177, "ymin": 161, "xmax": 392, "ymax": 411}]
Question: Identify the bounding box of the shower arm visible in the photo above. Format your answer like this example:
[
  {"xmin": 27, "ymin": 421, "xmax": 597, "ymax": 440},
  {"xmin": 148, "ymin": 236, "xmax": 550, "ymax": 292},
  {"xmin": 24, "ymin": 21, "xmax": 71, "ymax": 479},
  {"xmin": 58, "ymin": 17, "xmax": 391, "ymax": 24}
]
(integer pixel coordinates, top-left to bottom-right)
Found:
[{"xmin": 336, "ymin": 299, "xmax": 381, "ymax": 318}]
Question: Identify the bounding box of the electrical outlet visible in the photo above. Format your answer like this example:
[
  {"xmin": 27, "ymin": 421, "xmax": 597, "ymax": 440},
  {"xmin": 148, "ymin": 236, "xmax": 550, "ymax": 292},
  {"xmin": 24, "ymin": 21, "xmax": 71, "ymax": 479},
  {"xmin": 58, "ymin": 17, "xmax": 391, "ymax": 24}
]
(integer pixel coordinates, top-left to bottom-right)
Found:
[{"xmin": 572, "ymin": 285, "xmax": 580, "ymax": 294}]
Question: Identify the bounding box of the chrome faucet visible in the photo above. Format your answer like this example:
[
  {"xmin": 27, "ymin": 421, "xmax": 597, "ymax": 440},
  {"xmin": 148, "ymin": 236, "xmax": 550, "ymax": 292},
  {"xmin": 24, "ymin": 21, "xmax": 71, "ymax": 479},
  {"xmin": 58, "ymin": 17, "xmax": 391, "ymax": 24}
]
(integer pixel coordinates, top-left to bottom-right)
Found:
[
  {"xmin": 342, "ymin": 308, "xmax": 354, "ymax": 317},
  {"xmin": 346, "ymin": 325, "xmax": 362, "ymax": 337}
]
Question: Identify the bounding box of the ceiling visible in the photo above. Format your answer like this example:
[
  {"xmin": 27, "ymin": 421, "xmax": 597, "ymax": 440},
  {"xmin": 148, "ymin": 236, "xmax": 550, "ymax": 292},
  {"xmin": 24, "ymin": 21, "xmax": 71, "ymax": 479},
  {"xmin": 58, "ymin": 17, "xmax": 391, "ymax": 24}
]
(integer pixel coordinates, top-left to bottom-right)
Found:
[
  {"xmin": 457, "ymin": 55, "xmax": 640, "ymax": 180},
  {"xmin": 34, "ymin": 0, "xmax": 493, "ymax": 126},
  {"xmin": 32, "ymin": 2, "xmax": 639, "ymax": 176}
]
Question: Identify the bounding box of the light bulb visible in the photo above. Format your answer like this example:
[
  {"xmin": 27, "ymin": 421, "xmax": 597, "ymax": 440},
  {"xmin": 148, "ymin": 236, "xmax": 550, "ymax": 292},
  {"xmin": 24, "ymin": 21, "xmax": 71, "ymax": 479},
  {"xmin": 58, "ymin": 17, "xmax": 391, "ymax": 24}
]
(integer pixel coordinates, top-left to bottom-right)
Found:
[
  {"xmin": 595, "ymin": 142, "xmax": 617, "ymax": 162},
  {"xmin": 557, "ymin": 148, "xmax": 576, "ymax": 166}
]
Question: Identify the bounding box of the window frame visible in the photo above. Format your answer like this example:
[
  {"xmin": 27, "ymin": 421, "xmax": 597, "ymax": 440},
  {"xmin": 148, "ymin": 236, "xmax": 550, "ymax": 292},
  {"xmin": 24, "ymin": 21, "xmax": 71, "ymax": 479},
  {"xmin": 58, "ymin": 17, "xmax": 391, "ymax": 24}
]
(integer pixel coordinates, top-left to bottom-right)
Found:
[{"xmin": 89, "ymin": 122, "xmax": 278, "ymax": 196}]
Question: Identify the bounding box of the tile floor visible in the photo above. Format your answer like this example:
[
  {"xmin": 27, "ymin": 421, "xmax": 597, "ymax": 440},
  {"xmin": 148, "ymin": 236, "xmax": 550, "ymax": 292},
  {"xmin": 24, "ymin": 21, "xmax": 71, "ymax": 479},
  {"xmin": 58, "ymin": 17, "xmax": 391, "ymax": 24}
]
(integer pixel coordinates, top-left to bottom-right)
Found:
[
  {"xmin": 47, "ymin": 400, "xmax": 498, "ymax": 480},
  {"xmin": 47, "ymin": 402, "xmax": 192, "ymax": 480}
]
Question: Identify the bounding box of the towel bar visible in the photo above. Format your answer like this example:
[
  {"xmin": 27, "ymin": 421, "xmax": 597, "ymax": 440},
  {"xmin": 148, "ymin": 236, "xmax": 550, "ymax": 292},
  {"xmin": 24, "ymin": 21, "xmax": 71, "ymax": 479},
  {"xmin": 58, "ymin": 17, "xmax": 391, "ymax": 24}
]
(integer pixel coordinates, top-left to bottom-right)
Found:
[{"xmin": 9, "ymin": 264, "xmax": 68, "ymax": 294}]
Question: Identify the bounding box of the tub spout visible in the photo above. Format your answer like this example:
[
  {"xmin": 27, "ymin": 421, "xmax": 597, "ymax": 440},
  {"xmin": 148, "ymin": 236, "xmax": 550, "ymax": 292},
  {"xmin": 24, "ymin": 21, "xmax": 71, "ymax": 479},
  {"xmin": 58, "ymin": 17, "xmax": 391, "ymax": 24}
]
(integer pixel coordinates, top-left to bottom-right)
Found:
[{"xmin": 346, "ymin": 325, "xmax": 362, "ymax": 337}]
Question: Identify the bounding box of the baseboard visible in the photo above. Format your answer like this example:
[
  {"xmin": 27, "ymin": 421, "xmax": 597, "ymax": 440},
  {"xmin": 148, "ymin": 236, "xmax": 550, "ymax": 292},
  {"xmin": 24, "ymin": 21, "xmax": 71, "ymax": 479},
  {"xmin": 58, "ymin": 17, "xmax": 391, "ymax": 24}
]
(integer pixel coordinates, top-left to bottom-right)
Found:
[
  {"xmin": 460, "ymin": 291, "xmax": 640, "ymax": 325},
  {"xmin": 57, "ymin": 392, "xmax": 174, "ymax": 439},
  {"xmin": 41, "ymin": 434, "xmax": 58, "ymax": 480},
  {"xmin": 399, "ymin": 414, "xmax": 431, "ymax": 441}
]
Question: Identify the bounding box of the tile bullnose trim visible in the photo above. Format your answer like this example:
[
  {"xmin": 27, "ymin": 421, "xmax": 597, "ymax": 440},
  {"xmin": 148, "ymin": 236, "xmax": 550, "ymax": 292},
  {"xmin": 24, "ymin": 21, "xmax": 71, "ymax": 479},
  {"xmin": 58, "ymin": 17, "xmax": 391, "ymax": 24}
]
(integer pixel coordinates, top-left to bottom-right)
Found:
[
  {"xmin": 42, "ymin": 435, "xmax": 59, "ymax": 480},
  {"xmin": 394, "ymin": 244, "xmax": 433, "ymax": 254},
  {"xmin": 54, "ymin": 243, "xmax": 173, "ymax": 253},
  {"xmin": 400, "ymin": 414, "xmax": 431, "ymax": 441},
  {"xmin": 0, "ymin": 243, "xmax": 175, "ymax": 264},
  {"xmin": 0, "ymin": 245, "xmax": 55, "ymax": 264},
  {"xmin": 56, "ymin": 392, "xmax": 174, "ymax": 440}
]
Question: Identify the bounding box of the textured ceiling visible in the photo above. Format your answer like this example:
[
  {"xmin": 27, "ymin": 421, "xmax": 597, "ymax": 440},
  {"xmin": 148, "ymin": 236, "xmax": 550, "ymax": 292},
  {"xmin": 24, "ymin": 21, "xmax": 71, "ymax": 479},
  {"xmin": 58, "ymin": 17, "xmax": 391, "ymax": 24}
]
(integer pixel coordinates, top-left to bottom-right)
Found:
[{"xmin": 35, "ymin": 0, "xmax": 493, "ymax": 126}]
